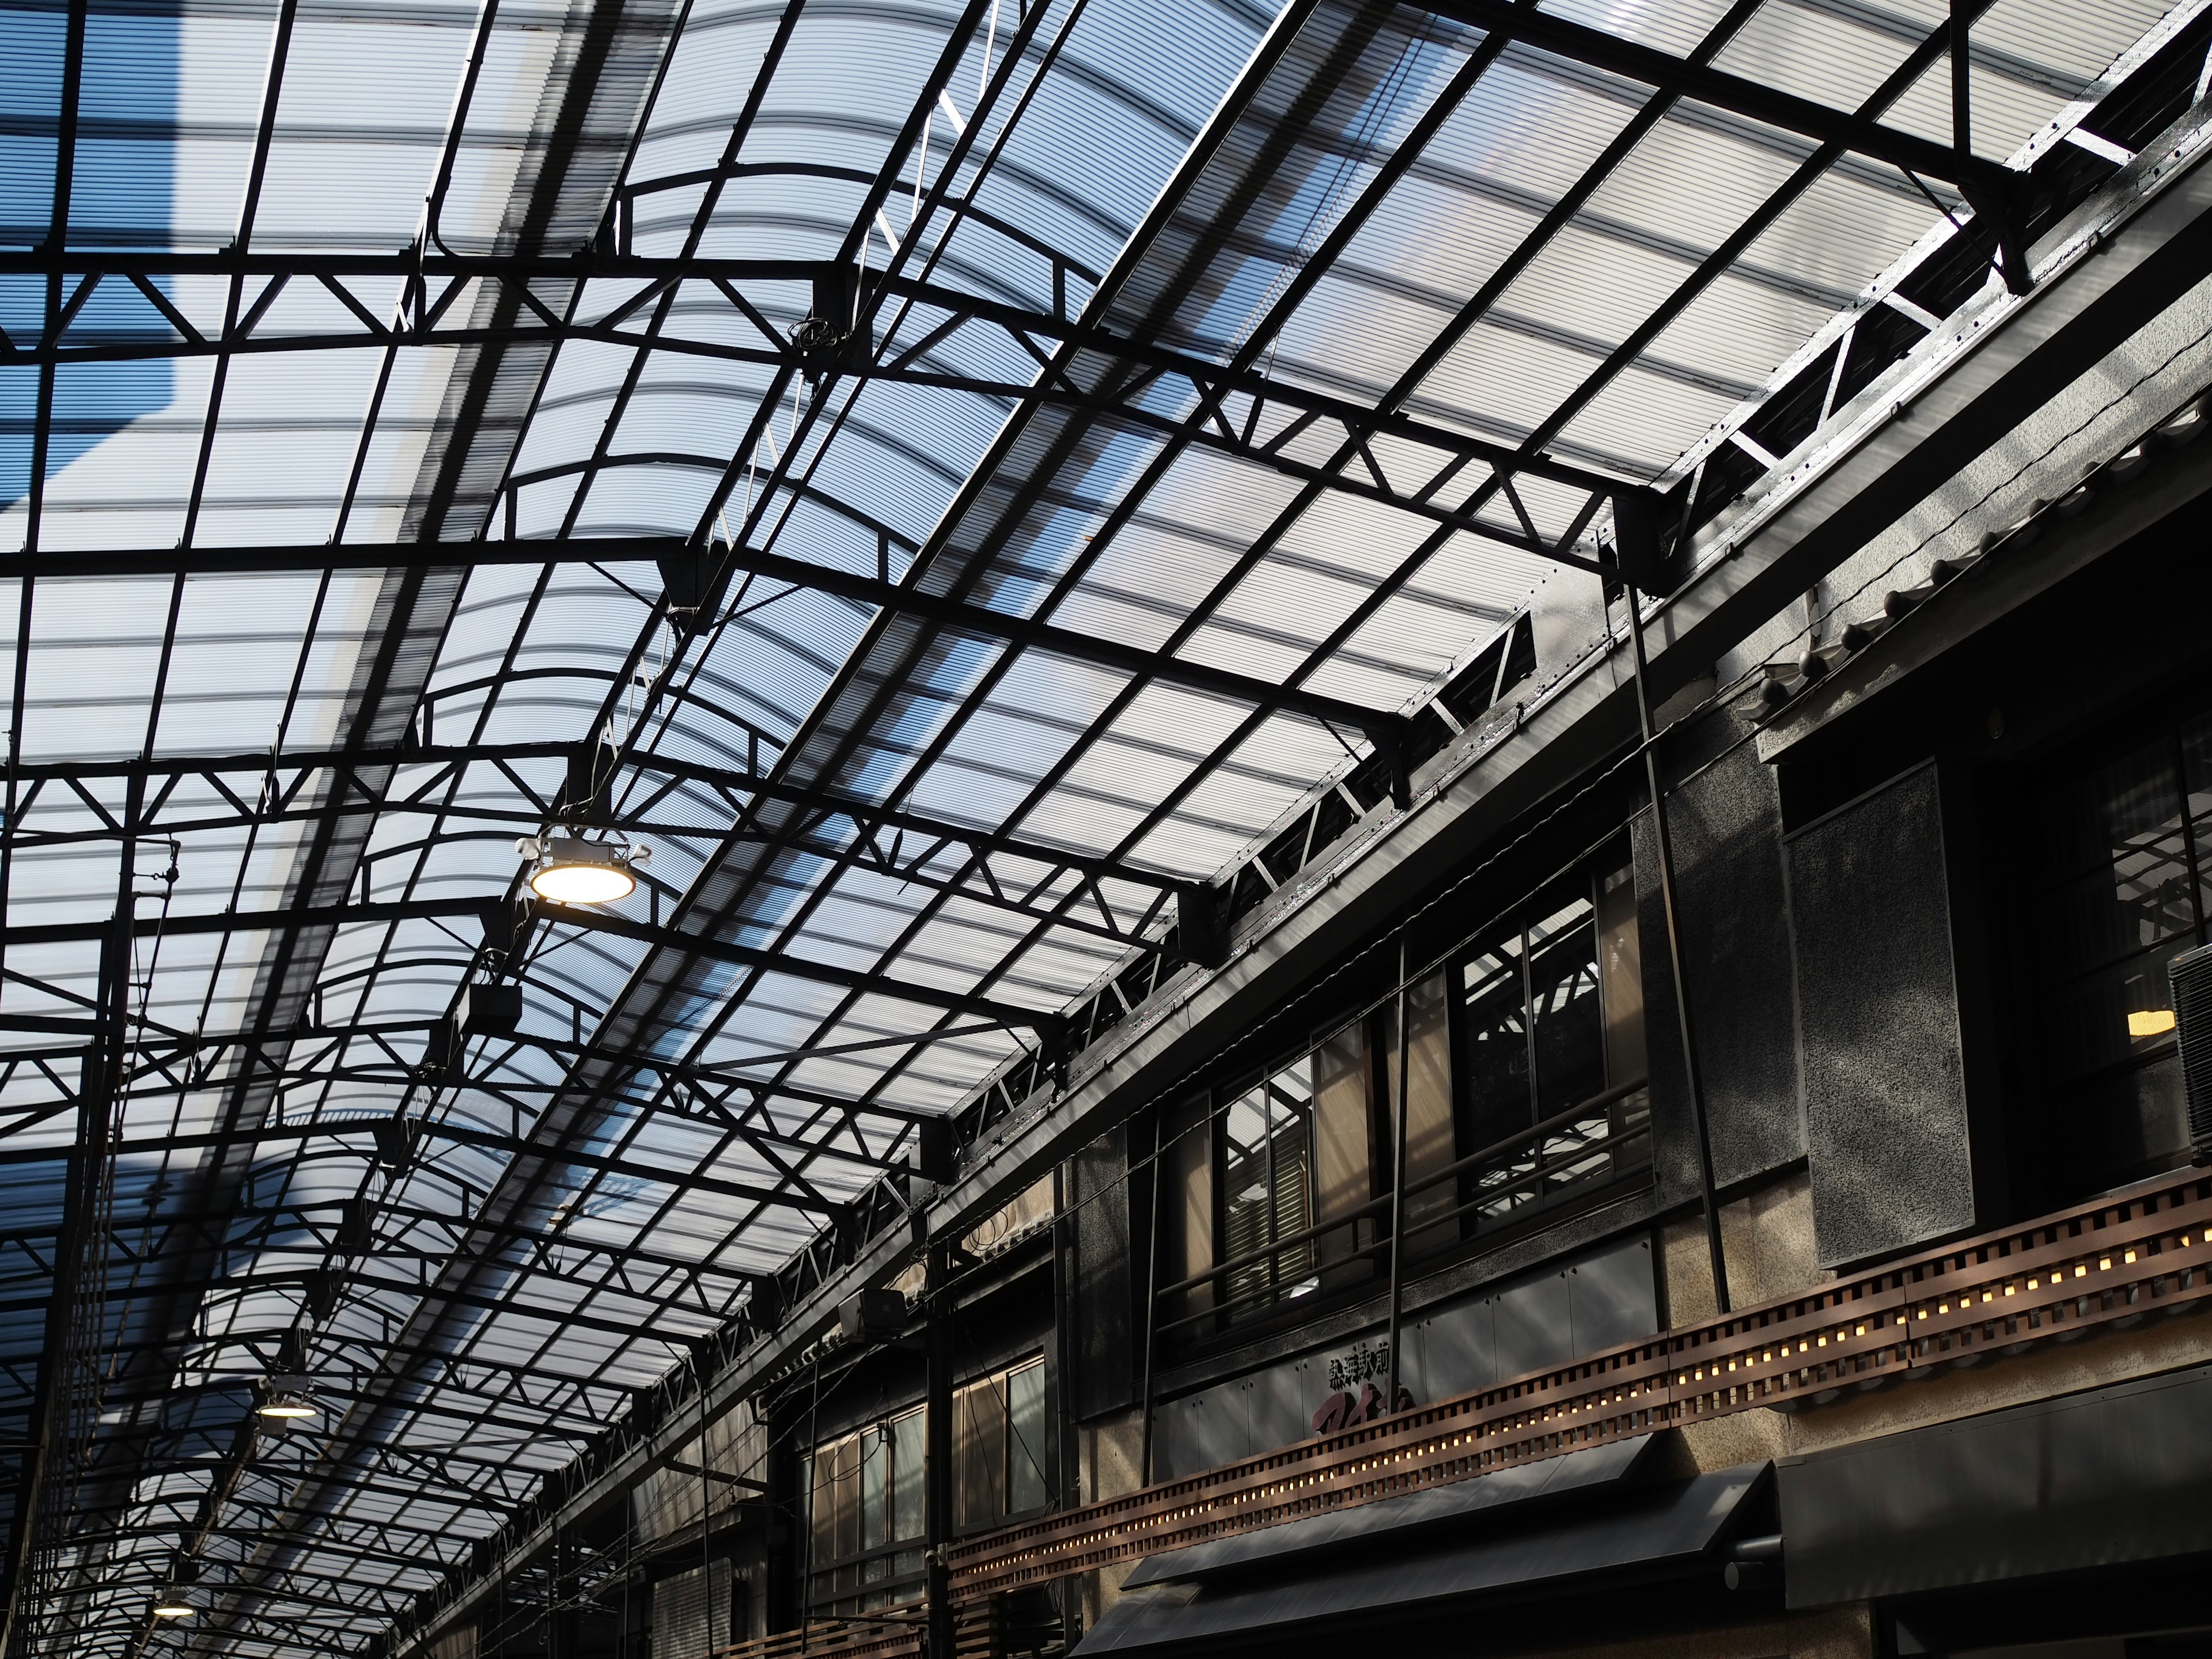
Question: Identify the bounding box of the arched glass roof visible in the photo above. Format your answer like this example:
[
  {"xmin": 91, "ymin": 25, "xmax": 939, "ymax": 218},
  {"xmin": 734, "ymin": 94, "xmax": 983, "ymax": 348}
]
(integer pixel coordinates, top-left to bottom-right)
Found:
[{"xmin": 0, "ymin": 0, "xmax": 2199, "ymax": 1652}]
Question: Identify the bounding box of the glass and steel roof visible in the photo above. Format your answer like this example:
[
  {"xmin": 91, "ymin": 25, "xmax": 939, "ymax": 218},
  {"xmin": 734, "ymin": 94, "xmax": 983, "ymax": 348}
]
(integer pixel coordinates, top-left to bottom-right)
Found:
[{"xmin": 0, "ymin": 0, "xmax": 2202, "ymax": 1653}]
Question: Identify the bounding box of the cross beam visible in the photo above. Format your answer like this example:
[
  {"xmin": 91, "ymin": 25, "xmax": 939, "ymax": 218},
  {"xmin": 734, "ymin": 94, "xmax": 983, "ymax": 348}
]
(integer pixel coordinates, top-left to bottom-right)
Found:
[
  {"xmin": 0, "ymin": 538, "xmax": 1410, "ymax": 748},
  {"xmin": 0, "ymin": 896, "xmax": 1062, "ymax": 1038},
  {"xmin": 2, "ymin": 254, "xmax": 1634, "ymax": 570},
  {"xmin": 7, "ymin": 739, "xmax": 1183, "ymax": 892},
  {"xmin": 1433, "ymin": 0, "xmax": 2033, "ymax": 290}
]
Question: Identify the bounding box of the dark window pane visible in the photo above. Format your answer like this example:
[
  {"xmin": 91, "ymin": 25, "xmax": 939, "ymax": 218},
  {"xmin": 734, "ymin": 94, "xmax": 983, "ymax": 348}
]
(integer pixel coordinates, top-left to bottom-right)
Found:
[
  {"xmin": 2180, "ymin": 711, "xmax": 2212, "ymax": 821},
  {"xmin": 1460, "ymin": 943, "xmax": 1529, "ymax": 1145},
  {"xmin": 861, "ymin": 1427, "xmax": 887, "ymax": 1550},
  {"xmin": 1311, "ymin": 1024, "xmax": 1374, "ymax": 1287},
  {"xmin": 1595, "ymin": 862, "xmax": 1646, "ymax": 1086},
  {"xmin": 954, "ymin": 1376, "xmax": 1005, "ymax": 1529},
  {"xmin": 2037, "ymin": 738, "xmax": 2182, "ymax": 880},
  {"xmin": 1221, "ymin": 1063, "xmax": 1316, "ymax": 1324},
  {"xmin": 1220, "ymin": 1084, "xmax": 1272, "ymax": 1317},
  {"xmin": 1161, "ymin": 1093, "xmax": 1214, "ymax": 1331},
  {"xmin": 2049, "ymin": 1052, "xmax": 2188, "ymax": 1191},
  {"xmin": 2042, "ymin": 936, "xmax": 2188, "ymax": 1084},
  {"xmin": 831, "ymin": 1434, "xmax": 859, "ymax": 1561},
  {"xmin": 1528, "ymin": 908, "xmax": 1603, "ymax": 1115},
  {"xmin": 1266, "ymin": 1065, "xmax": 1316, "ymax": 1297},
  {"xmin": 2040, "ymin": 832, "xmax": 2195, "ymax": 976}
]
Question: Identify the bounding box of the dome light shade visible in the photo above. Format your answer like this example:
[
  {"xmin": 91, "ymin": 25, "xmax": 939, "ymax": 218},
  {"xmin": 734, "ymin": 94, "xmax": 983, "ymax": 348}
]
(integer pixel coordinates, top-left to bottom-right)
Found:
[
  {"xmin": 152, "ymin": 1602, "xmax": 193, "ymax": 1619},
  {"xmin": 256, "ymin": 1394, "xmax": 317, "ymax": 1420},
  {"xmin": 519, "ymin": 836, "xmax": 639, "ymax": 904}
]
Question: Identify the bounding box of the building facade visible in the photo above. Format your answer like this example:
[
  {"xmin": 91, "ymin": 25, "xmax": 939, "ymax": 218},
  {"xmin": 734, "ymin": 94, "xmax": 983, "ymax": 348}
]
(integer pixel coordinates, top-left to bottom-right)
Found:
[{"xmin": 654, "ymin": 60, "xmax": 2212, "ymax": 1659}]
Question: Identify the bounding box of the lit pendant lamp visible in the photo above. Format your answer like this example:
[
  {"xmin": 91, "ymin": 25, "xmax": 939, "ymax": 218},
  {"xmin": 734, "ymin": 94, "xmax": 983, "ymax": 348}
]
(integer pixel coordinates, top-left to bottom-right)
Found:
[{"xmin": 516, "ymin": 835, "xmax": 647, "ymax": 904}]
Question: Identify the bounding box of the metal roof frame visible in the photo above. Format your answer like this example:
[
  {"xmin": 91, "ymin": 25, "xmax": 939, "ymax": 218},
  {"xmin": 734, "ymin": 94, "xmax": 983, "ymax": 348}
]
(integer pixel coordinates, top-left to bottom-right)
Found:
[{"xmin": 0, "ymin": 0, "xmax": 2196, "ymax": 1652}]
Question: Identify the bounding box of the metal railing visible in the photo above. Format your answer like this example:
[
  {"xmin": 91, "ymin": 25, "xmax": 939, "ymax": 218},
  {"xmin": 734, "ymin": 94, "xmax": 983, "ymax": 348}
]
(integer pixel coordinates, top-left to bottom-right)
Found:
[{"xmin": 949, "ymin": 1168, "xmax": 2212, "ymax": 1598}]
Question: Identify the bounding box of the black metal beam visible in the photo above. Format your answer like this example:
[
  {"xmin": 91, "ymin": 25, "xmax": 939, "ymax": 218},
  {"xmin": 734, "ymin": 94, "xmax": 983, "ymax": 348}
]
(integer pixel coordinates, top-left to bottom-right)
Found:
[
  {"xmin": 0, "ymin": 895, "xmax": 1058, "ymax": 1036},
  {"xmin": 0, "ymin": 919, "xmax": 114, "ymax": 1659},
  {"xmin": 0, "ymin": 538, "xmax": 1407, "ymax": 745},
  {"xmin": 1430, "ymin": 0, "xmax": 2034, "ymax": 291},
  {"xmin": 113, "ymin": 1020, "xmax": 947, "ymax": 1132},
  {"xmin": 0, "ymin": 1113, "xmax": 853, "ymax": 1217},
  {"xmin": 7, "ymin": 739, "xmax": 1181, "ymax": 893},
  {"xmin": 0, "ymin": 252, "xmax": 825, "ymax": 280},
  {"xmin": 531, "ymin": 897, "xmax": 1063, "ymax": 1038},
  {"xmin": 3, "ymin": 255, "xmax": 1628, "ymax": 567},
  {"xmin": 2, "ymin": 768, "xmax": 1170, "ymax": 955},
  {"xmin": 1433, "ymin": 0, "xmax": 2001, "ymax": 190}
]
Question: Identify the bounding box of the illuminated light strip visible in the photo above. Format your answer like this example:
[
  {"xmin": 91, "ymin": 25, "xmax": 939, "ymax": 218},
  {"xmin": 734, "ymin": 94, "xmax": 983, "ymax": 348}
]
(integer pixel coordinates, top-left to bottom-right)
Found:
[{"xmin": 946, "ymin": 1172, "xmax": 2212, "ymax": 1597}]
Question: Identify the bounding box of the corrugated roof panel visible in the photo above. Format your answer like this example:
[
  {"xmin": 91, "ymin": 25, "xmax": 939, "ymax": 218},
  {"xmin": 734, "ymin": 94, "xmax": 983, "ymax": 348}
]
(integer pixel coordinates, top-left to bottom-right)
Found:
[{"xmin": 7, "ymin": 0, "xmax": 2196, "ymax": 1645}]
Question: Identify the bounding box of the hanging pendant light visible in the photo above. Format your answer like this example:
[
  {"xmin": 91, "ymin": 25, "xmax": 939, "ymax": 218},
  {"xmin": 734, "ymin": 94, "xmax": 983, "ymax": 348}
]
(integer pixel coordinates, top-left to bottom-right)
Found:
[{"xmin": 516, "ymin": 835, "xmax": 647, "ymax": 904}]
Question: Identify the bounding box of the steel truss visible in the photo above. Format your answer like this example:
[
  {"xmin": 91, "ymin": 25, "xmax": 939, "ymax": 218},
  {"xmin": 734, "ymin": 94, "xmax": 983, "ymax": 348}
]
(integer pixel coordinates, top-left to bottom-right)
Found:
[
  {"xmin": 5, "ymin": 737, "xmax": 1185, "ymax": 958},
  {"xmin": 0, "ymin": 0, "xmax": 2157, "ymax": 1644},
  {"xmin": 372, "ymin": 0, "xmax": 2201, "ymax": 1649},
  {"xmin": 7, "ymin": 249, "xmax": 1654, "ymax": 574}
]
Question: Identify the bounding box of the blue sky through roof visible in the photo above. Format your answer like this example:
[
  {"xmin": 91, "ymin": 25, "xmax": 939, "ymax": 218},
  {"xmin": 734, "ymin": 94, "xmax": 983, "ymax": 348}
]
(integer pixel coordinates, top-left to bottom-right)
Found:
[{"xmin": 0, "ymin": 0, "xmax": 176, "ymax": 509}]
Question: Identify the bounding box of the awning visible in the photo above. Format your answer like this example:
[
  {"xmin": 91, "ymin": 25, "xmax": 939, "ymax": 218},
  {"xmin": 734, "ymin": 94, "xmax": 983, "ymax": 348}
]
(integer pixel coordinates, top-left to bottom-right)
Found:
[
  {"xmin": 1077, "ymin": 1447, "xmax": 1770, "ymax": 1656},
  {"xmin": 1778, "ymin": 1361, "xmax": 2212, "ymax": 1608}
]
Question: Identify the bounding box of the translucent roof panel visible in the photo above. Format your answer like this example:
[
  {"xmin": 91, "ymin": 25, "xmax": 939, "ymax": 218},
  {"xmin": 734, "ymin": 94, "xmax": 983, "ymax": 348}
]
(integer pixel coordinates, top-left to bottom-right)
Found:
[{"xmin": 0, "ymin": 0, "xmax": 2197, "ymax": 1652}]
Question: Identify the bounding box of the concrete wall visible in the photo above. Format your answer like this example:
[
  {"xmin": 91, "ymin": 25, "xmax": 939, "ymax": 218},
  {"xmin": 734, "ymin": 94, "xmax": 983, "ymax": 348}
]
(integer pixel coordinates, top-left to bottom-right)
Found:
[
  {"xmin": 1634, "ymin": 706, "xmax": 1806, "ymax": 1209},
  {"xmin": 1150, "ymin": 1232, "xmax": 1657, "ymax": 1480},
  {"xmin": 1787, "ymin": 763, "xmax": 1978, "ymax": 1266}
]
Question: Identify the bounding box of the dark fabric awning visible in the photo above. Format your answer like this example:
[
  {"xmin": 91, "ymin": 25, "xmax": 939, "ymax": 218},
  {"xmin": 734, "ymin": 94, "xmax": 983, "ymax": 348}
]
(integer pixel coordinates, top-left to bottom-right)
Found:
[
  {"xmin": 1779, "ymin": 1361, "xmax": 2212, "ymax": 1607},
  {"xmin": 1122, "ymin": 1434, "xmax": 1657, "ymax": 1590},
  {"xmin": 1077, "ymin": 1452, "xmax": 1770, "ymax": 1656}
]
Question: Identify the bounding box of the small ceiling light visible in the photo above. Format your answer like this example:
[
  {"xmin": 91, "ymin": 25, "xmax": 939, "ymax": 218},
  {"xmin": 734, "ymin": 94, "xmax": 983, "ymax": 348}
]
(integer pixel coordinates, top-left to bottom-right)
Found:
[
  {"xmin": 2128, "ymin": 1008, "xmax": 2176, "ymax": 1039},
  {"xmin": 152, "ymin": 1601, "xmax": 194, "ymax": 1619},
  {"xmin": 516, "ymin": 835, "xmax": 645, "ymax": 904},
  {"xmin": 255, "ymin": 1393, "xmax": 317, "ymax": 1421}
]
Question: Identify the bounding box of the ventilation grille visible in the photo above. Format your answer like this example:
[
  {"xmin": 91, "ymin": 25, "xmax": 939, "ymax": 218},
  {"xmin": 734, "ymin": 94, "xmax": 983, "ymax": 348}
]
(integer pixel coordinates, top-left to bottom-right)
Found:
[{"xmin": 2168, "ymin": 942, "xmax": 2212, "ymax": 1162}]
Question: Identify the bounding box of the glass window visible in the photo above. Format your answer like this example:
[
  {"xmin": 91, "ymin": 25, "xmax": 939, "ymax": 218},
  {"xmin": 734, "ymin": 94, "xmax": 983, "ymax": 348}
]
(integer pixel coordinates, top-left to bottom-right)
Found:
[
  {"xmin": 1463, "ymin": 894, "xmax": 1612, "ymax": 1138},
  {"xmin": 955, "ymin": 1357, "xmax": 1050, "ymax": 1530},
  {"xmin": 1312, "ymin": 1024, "xmax": 1378, "ymax": 1288},
  {"xmin": 1155, "ymin": 853, "xmax": 1646, "ymax": 1346},
  {"xmin": 1159, "ymin": 1093, "xmax": 1215, "ymax": 1332},
  {"xmin": 1161, "ymin": 1024, "xmax": 1388, "ymax": 1348},
  {"xmin": 861, "ymin": 1426, "xmax": 887, "ymax": 1551},
  {"xmin": 1528, "ymin": 900, "xmax": 1607, "ymax": 1116},
  {"xmin": 1384, "ymin": 971, "xmax": 1459, "ymax": 1259},
  {"xmin": 1455, "ymin": 857, "xmax": 1649, "ymax": 1234},
  {"xmin": 2027, "ymin": 714, "xmax": 2210, "ymax": 1189},
  {"xmin": 889, "ymin": 1408, "xmax": 923, "ymax": 1545},
  {"xmin": 803, "ymin": 1406, "xmax": 930, "ymax": 1617},
  {"xmin": 1007, "ymin": 1360, "xmax": 1048, "ymax": 1514},
  {"xmin": 1459, "ymin": 938, "xmax": 1532, "ymax": 1150},
  {"xmin": 1221, "ymin": 1061, "xmax": 1317, "ymax": 1325}
]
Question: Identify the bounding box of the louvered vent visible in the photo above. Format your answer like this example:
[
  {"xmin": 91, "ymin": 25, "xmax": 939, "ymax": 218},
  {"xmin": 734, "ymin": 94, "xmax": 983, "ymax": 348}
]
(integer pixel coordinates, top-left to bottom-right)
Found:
[{"xmin": 2167, "ymin": 942, "xmax": 2212, "ymax": 1161}]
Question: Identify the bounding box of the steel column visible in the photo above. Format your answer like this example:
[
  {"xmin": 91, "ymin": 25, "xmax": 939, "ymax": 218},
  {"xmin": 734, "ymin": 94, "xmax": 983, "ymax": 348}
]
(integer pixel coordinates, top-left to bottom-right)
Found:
[
  {"xmin": 1382, "ymin": 937, "xmax": 1415, "ymax": 1410},
  {"xmin": 922, "ymin": 1241, "xmax": 955, "ymax": 1659},
  {"xmin": 1616, "ymin": 549, "xmax": 1730, "ymax": 1315}
]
